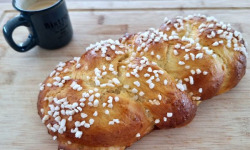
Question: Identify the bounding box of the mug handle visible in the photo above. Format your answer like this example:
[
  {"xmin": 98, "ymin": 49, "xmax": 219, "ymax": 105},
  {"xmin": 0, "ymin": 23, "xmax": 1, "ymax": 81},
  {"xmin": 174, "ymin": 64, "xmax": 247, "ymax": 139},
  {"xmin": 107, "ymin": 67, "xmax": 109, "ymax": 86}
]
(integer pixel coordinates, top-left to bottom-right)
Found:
[{"xmin": 3, "ymin": 14, "xmax": 37, "ymax": 52}]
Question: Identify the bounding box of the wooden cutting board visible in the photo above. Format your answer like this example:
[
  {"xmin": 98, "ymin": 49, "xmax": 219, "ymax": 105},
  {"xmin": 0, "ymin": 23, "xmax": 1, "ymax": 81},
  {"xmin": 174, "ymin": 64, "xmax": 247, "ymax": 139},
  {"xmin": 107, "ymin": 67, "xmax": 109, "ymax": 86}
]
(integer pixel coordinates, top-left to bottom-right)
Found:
[{"xmin": 0, "ymin": 1, "xmax": 250, "ymax": 149}]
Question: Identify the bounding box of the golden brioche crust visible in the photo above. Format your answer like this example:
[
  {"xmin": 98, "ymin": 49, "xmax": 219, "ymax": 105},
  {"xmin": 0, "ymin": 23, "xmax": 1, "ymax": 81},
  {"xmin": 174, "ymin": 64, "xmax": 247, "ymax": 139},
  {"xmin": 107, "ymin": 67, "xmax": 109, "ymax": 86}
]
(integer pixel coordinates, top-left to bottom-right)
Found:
[{"xmin": 38, "ymin": 14, "xmax": 247, "ymax": 150}]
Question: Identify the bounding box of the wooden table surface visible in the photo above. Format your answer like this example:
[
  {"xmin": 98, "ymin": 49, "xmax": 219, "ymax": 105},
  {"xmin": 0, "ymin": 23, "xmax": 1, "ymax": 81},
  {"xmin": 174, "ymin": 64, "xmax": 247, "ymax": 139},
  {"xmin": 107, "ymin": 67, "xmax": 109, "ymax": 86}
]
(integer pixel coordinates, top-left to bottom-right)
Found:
[{"xmin": 0, "ymin": 0, "xmax": 250, "ymax": 150}]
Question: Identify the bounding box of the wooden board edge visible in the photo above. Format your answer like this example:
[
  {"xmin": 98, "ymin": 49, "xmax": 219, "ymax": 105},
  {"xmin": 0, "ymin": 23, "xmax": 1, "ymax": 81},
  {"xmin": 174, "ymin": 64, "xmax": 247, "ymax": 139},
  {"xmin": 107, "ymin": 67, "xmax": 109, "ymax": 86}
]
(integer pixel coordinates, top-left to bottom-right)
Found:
[{"xmin": 0, "ymin": 1, "xmax": 250, "ymax": 12}]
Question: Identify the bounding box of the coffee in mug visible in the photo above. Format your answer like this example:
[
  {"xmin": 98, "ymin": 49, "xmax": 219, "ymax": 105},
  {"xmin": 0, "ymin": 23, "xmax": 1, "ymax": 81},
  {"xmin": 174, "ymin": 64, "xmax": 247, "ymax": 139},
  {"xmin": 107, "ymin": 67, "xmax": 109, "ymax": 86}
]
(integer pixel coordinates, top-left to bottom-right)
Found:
[
  {"xmin": 3, "ymin": 0, "xmax": 73, "ymax": 52},
  {"xmin": 25, "ymin": 0, "xmax": 59, "ymax": 11}
]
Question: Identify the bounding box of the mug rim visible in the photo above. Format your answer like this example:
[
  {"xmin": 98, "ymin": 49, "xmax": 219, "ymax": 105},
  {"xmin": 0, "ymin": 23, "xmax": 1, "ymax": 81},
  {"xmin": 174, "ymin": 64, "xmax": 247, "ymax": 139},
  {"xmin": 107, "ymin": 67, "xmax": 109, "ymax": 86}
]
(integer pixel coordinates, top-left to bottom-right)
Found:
[{"xmin": 12, "ymin": 0, "xmax": 63, "ymax": 13}]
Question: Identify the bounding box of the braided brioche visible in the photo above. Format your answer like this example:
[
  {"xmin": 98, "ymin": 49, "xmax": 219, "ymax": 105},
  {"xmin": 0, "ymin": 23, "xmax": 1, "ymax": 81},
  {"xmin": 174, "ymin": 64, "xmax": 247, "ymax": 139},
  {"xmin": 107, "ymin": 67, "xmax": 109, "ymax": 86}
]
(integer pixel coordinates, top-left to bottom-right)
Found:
[{"xmin": 38, "ymin": 14, "xmax": 247, "ymax": 150}]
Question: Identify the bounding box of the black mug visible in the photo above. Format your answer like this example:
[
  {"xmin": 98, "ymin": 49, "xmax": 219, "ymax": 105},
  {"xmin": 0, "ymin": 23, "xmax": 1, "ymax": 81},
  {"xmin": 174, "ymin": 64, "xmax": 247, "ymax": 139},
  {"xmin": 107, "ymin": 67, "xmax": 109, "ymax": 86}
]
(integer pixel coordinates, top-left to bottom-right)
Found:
[{"xmin": 3, "ymin": 0, "xmax": 73, "ymax": 52}]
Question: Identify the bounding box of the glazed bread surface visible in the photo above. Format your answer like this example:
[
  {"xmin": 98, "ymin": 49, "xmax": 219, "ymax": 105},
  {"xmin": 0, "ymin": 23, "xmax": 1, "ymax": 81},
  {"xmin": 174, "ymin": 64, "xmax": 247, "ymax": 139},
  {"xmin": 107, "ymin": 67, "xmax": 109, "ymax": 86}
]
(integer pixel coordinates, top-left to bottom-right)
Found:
[{"xmin": 38, "ymin": 14, "xmax": 247, "ymax": 150}]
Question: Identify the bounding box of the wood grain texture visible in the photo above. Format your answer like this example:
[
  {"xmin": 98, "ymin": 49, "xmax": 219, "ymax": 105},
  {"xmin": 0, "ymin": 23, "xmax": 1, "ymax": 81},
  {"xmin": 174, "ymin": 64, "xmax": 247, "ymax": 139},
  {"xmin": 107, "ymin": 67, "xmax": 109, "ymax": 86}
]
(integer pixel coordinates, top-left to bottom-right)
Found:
[{"xmin": 0, "ymin": 1, "xmax": 249, "ymax": 150}]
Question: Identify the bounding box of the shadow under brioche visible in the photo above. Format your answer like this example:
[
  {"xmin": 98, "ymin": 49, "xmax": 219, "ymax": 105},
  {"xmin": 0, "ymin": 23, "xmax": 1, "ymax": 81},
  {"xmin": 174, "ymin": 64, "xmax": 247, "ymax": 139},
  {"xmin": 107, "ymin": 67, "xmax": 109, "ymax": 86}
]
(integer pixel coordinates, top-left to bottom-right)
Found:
[{"xmin": 37, "ymin": 14, "xmax": 247, "ymax": 150}]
